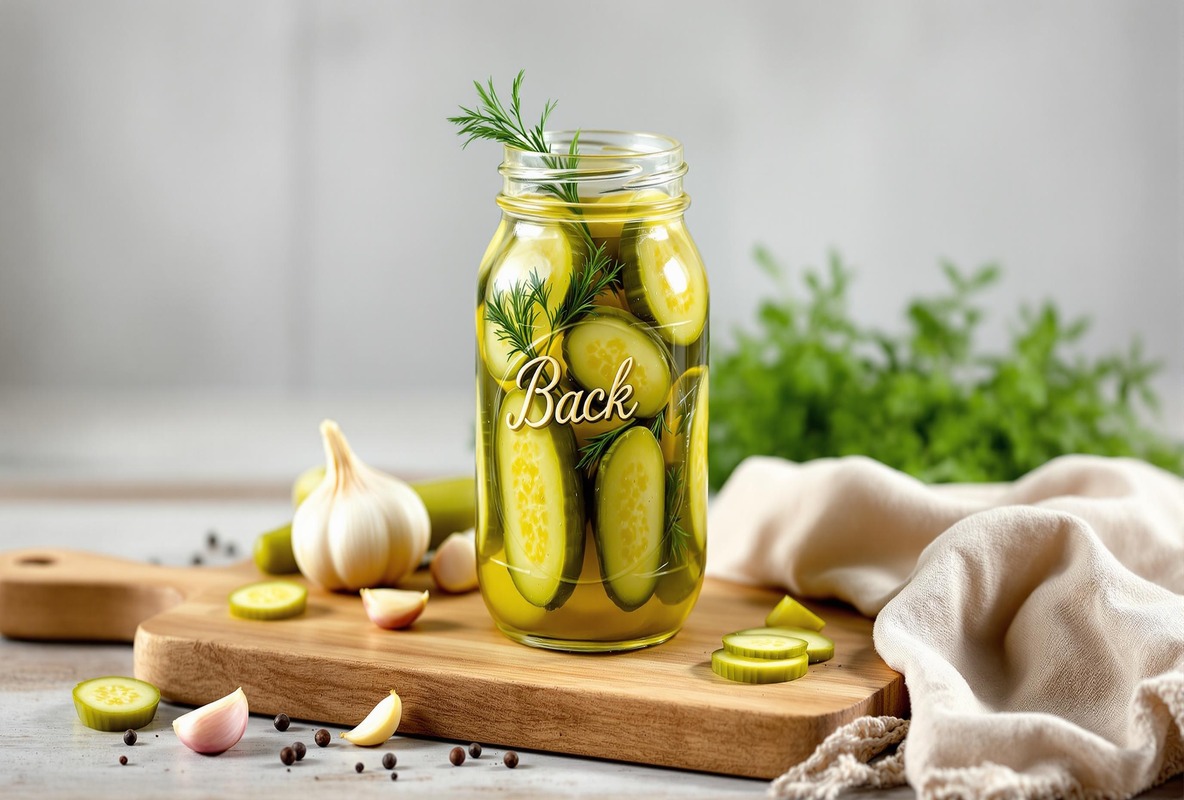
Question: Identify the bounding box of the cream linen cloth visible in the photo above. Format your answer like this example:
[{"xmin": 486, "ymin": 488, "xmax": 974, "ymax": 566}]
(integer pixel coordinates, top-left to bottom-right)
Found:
[{"xmin": 707, "ymin": 454, "xmax": 1184, "ymax": 799}]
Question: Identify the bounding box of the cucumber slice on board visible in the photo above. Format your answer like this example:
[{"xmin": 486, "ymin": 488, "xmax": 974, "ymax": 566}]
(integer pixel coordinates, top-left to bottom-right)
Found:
[
  {"xmin": 73, "ymin": 676, "xmax": 161, "ymax": 731},
  {"xmin": 722, "ymin": 632, "xmax": 808, "ymax": 660},
  {"xmin": 229, "ymin": 580, "xmax": 307, "ymax": 620},
  {"xmin": 563, "ymin": 307, "xmax": 673, "ymax": 419},
  {"xmin": 480, "ymin": 222, "xmax": 577, "ymax": 386},
  {"xmin": 620, "ymin": 219, "xmax": 709, "ymax": 346},
  {"xmin": 593, "ymin": 426, "xmax": 666, "ymax": 611},
  {"xmin": 766, "ymin": 595, "xmax": 826, "ymax": 631},
  {"xmin": 495, "ymin": 388, "xmax": 586, "ymax": 610},
  {"xmin": 711, "ymin": 650, "xmax": 809, "ymax": 684},
  {"xmin": 733, "ymin": 626, "xmax": 835, "ymax": 664}
]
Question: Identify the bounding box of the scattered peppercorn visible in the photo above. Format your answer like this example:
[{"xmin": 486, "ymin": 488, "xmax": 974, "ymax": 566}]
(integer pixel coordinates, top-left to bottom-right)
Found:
[
  {"xmin": 206, "ymin": 531, "xmax": 218, "ymax": 550},
  {"xmin": 119, "ymin": 755, "xmax": 128, "ymax": 766},
  {"xmin": 292, "ymin": 741, "xmax": 306, "ymax": 761},
  {"xmin": 191, "ymin": 554, "xmax": 203, "ymax": 566},
  {"xmin": 449, "ymin": 746, "xmax": 465, "ymax": 766},
  {"xmin": 123, "ymin": 729, "xmax": 137, "ymax": 746},
  {"xmin": 503, "ymin": 751, "xmax": 519, "ymax": 769},
  {"xmin": 355, "ymin": 762, "xmax": 364, "ymax": 773},
  {"xmin": 468, "ymin": 742, "xmax": 482, "ymax": 759},
  {"xmin": 390, "ymin": 772, "xmax": 398, "ymax": 781},
  {"xmin": 225, "ymin": 542, "xmax": 238, "ymax": 558},
  {"xmin": 314, "ymin": 729, "xmax": 330, "ymax": 747},
  {"xmin": 274, "ymin": 713, "xmax": 290, "ymax": 732},
  {"xmin": 280, "ymin": 747, "xmax": 295, "ymax": 766},
  {"xmin": 382, "ymin": 752, "xmax": 396, "ymax": 770}
]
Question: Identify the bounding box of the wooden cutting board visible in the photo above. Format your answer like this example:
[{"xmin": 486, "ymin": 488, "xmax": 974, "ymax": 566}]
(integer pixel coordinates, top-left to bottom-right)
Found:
[{"xmin": 0, "ymin": 547, "xmax": 906, "ymax": 779}]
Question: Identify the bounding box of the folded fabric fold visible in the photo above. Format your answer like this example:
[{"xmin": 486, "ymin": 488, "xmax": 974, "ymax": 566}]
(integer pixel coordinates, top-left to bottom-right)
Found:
[{"xmin": 707, "ymin": 454, "xmax": 1184, "ymax": 799}]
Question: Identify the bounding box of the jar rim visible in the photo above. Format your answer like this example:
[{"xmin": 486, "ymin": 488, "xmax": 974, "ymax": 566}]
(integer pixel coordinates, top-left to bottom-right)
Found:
[{"xmin": 503, "ymin": 129, "xmax": 683, "ymax": 159}]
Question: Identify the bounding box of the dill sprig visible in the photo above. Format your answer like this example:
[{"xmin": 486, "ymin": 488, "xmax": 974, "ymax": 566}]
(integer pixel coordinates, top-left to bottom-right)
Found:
[
  {"xmin": 449, "ymin": 70, "xmax": 552, "ymax": 153},
  {"xmin": 449, "ymin": 70, "xmax": 582, "ymax": 206},
  {"xmin": 575, "ymin": 423, "xmax": 635, "ymax": 471},
  {"xmin": 548, "ymin": 243, "xmax": 622, "ymax": 332},
  {"xmin": 664, "ymin": 465, "xmax": 692, "ymax": 561},
  {"xmin": 485, "ymin": 269, "xmax": 551, "ymax": 364}
]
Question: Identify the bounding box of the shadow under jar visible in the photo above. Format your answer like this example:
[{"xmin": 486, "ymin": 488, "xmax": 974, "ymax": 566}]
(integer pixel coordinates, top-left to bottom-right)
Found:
[{"xmin": 475, "ymin": 131, "xmax": 709, "ymax": 652}]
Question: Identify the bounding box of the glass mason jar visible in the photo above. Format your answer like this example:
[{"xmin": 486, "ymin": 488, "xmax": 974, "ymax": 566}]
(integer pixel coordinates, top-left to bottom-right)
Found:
[{"xmin": 474, "ymin": 131, "xmax": 708, "ymax": 652}]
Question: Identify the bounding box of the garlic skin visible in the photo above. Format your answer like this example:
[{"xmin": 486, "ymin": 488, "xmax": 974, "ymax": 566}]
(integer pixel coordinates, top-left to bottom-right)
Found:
[
  {"xmin": 172, "ymin": 687, "xmax": 249, "ymax": 755},
  {"xmin": 292, "ymin": 421, "xmax": 431, "ymax": 591},
  {"xmin": 341, "ymin": 690, "xmax": 402, "ymax": 746},
  {"xmin": 430, "ymin": 529, "xmax": 479, "ymax": 593}
]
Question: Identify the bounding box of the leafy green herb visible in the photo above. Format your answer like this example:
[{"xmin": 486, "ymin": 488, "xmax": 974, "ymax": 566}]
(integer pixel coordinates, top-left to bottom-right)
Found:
[
  {"xmin": 550, "ymin": 243, "xmax": 622, "ymax": 333},
  {"xmin": 484, "ymin": 269, "xmax": 550, "ymax": 364},
  {"xmin": 575, "ymin": 423, "xmax": 635, "ymax": 472},
  {"xmin": 709, "ymin": 248, "xmax": 1184, "ymax": 490},
  {"xmin": 663, "ymin": 465, "xmax": 691, "ymax": 561}
]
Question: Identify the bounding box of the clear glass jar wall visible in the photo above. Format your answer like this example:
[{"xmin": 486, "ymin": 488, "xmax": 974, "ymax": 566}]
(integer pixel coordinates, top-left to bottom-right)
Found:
[{"xmin": 475, "ymin": 131, "xmax": 709, "ymax": 652}]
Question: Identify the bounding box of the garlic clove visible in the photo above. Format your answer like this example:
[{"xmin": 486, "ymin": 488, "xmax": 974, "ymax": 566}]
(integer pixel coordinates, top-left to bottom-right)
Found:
[
  {"xmin": 430, "ymin": 529, "xmax": 479, "ymax": 594},
  {"xmin": 172, "ymin": 687, "xmax": 249, "ymax": 755},
  {"xmin": 341, "ymin": 690, "xmax": 402, "ymax": 746},
  {"xmin": 360, "ymin": 588, "xmax": 428, "ymax": 630}
]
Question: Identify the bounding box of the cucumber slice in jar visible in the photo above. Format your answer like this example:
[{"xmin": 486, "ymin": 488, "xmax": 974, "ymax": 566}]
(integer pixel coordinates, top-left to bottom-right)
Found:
[
  {"xmin": 733, "ymin": 626, "xmax": 835, "ymax": 664},
  {"xmin": 685, "ymin": 372, "xmax": 709, "ymax": 552},
  {"xmin": 722, "ymin": 632, "xmax": 808, "ymax": 660},
  {"xmin": 620, "ymin": 219, "xmax": 708, "ymax": 346},
  {"xmin": 480, "ymin": 221, "xmax": 577, "ymax": 387},
  {"xmin": 593, "ymin": 426, "xmax": 666, "ymax": 611},
  {"xmin": 711, "ymin": 650, "xmax": 809, "ymax": 684},
  {"xmin": 73, "ymin": 676, "xmax": 161, "ymax": 731},
  {"xmin": 495, "ymin": 388, "xmax": 586, "ymax": 610},
  {"xmin": 563, "ymin": 307, "xmax": 673, "ymax": 420},
  {"xmin": 228, "ymin": 580, "xmax": 308, "ymax": 620}
]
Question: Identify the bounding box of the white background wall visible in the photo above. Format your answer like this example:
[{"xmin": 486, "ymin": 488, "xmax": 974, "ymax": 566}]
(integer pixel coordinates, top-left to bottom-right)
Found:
[{"xmin": 0, "ymin": 1, "xmax": 1180, "ymax": 413}]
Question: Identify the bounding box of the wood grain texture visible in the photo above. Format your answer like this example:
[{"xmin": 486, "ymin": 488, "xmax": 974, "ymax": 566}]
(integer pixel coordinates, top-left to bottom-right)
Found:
[{"xmin": 0, "ymin": 548, "xmax": 906, "ymax": 778}]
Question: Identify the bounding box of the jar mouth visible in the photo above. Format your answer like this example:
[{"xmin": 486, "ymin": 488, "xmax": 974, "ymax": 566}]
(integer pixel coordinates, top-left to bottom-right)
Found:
[
  {"xmin": 505, "ymin": 130, "xmax": 682, "ymax": 159},
  {"xmin": 500, "ymin": 130, "xmax": 688, "ymax": 194}
]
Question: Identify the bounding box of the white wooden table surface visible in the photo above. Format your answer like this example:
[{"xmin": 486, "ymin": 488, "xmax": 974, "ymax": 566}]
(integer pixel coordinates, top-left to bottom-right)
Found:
[{"xmin": 1, "ymin": 390, "xmax": 1181, "ymax": 799}]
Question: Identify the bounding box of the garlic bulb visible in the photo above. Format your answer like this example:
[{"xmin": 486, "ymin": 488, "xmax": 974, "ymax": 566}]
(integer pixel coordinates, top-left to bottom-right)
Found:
[{"xmin": 291, "ymin": 420, "xmax": 431, "ymax": 591}]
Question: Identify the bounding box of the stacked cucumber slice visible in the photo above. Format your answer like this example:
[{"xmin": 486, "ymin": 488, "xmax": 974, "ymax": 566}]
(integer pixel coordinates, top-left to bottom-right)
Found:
[{"xmin": 711, "ymin": 595, "xmax": 835, "ymax": 684}]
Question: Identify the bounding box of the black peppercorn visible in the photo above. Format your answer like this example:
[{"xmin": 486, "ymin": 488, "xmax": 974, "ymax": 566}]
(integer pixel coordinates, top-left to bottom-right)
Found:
[
  {"xmin": 503, "ymin": 751, "xmax": 519, "ymax": 769},
  {"xmin": 468, "ymin": 742, "xmax": 482, "ymax": 759},
  {"xmin": 292, "ymin": 741, "xmax": 306, "ymax": 761},
  {"xmin": 274, "ymin": 713, "xmax": 290, "ymax": 732},
  {"xmin": 382, "ymin": 752, "xmax": 396, "ymax": 770},
  {"xmin": 225, "ymin": 542, "xmax": 238, "ymax": 557},
  {"xmin": 119, "ymin": 755, "xmax": 128, "ymax": 766},
  {"xmin": 314, "ymin": 729, "xmax": 330, "ymax": 747},
  {"xmin": 206, "ymin": 531, "xmax": 218, "ymax": 549},
  {"xmin": 390, "ymin": 771, "xmax": 398, "ymax": 781},
  {"xmin": 191, "ymin": 553, "xmax": 203, "ymax": 566},
  {"xmin": 449, "ymin": 746, "xmax": 465, "ymax": 766},
  {"xmin": 280, "ymin": 747, "xmax": 295, "ymax": 766},
  {"xmin": 355, "ymin": 762, "xmax": 364, "ymax": 773},
  {"xmin": 123, "ymin": 729, "xmax": 137, "ymax": 746}
]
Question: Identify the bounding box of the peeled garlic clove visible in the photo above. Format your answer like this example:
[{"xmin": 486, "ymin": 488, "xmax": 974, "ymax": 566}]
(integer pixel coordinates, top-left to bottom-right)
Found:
[
  {"xmin": 172, "ymin": 687, "xmax": 249, "ymax": 755},
  {"xmin": 341, "ymin": 690, "xmax": 402, "ymax": 746},
  {"xmin": 430, "ymin": 530, "xmax": 478, "ymax": 594},
  {"xmin": 361, "ymin": 588, "xmax": 428, "ymax": 630}
]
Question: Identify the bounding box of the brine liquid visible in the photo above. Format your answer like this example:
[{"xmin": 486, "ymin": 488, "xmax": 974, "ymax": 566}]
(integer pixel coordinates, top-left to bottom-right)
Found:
[{"xmin": 475, "ymin": 200, "xmax": 708, "ymax": 652}]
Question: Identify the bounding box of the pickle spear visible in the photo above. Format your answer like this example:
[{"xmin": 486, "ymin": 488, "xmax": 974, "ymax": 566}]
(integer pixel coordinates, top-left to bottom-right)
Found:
[
  {"xmin": 593, "ymin": 426, "xmax": 666, "ymax": 611},
  {"xmin": 495, "ymin": 388, "xmax": 585, "ymax": 610}
]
